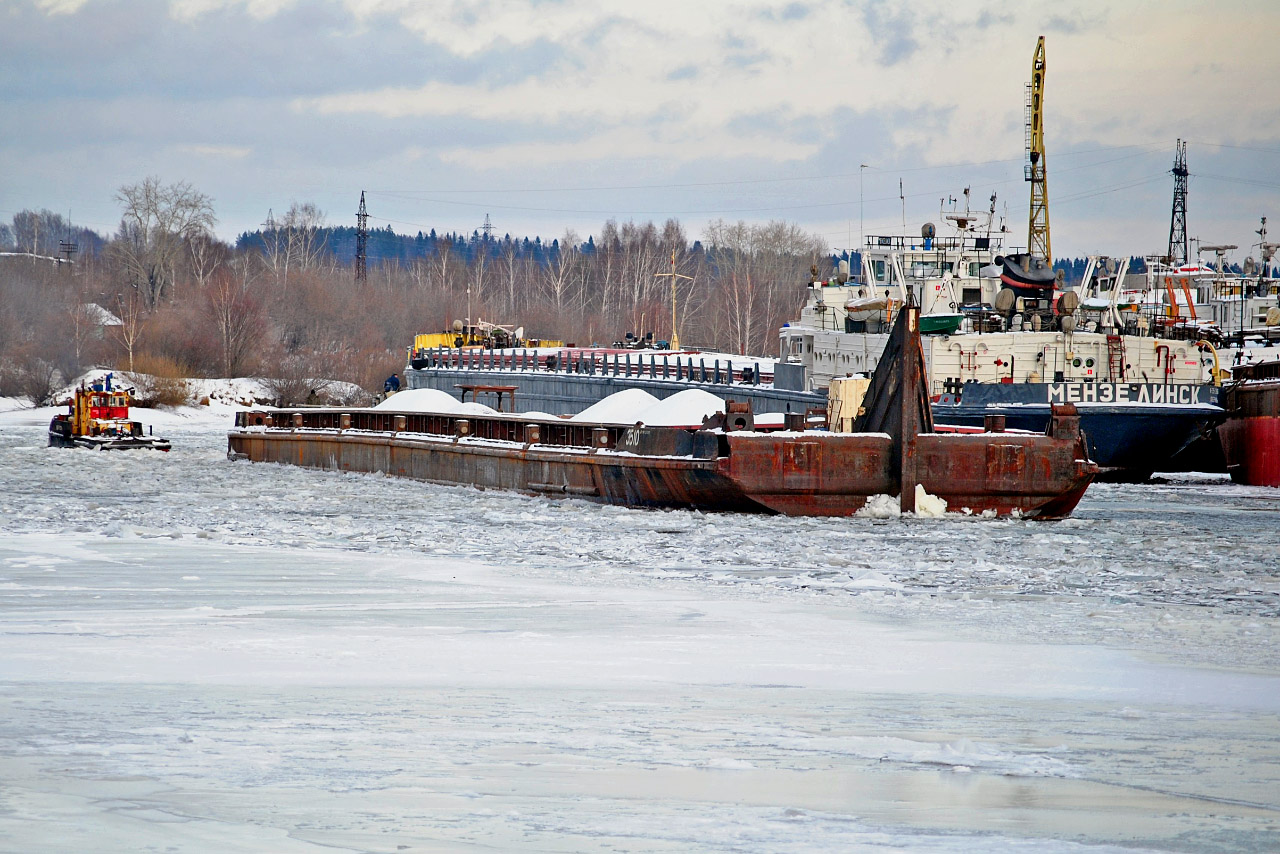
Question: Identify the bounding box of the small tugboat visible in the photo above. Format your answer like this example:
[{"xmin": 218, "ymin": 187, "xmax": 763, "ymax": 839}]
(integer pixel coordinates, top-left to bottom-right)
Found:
[{"xmin": 48, "ymin": 376, "xmax": 171, "ymax": 451}]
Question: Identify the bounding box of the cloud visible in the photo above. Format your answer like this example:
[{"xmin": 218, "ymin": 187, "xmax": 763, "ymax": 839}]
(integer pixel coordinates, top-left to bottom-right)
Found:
[
  {"xmin": 176, "ymin": 144, "xmax": 252, "ymax": 158},
  {"xmin": 35, "ymin": 0, "xmax": 88, "ymax": 13},
  {"xmin": 4, "ymin": 0, "xmax": 1279, "ymax": 257},
  {"xmin": 860, "ymin": 1, "xmax": 920, "ymax": 66},
  {"xmin": 435, "ymin": 127, "xmax": 822, "ymax": 170}
]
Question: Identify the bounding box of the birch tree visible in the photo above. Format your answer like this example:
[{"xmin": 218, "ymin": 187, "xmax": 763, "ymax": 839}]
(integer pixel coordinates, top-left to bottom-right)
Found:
[{"xmin": 112, "ymin": 177, "xmax": 216, "ymax": 308}]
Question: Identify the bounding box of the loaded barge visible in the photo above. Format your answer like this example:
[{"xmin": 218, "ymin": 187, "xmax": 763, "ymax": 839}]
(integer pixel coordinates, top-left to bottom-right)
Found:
[{"xmin": 229, "ymin": 307, "xmax": 1097, "ymax": 518}]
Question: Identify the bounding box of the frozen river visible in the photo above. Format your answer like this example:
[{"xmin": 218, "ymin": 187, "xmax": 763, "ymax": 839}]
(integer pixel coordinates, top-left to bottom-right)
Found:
[{"xmin": 1, "ymin": 410, "xmax": 1278, "ymax": 852}]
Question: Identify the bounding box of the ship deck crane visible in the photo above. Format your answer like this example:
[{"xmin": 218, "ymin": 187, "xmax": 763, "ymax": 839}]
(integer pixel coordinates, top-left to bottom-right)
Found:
[{"xmin": 1025, "ymin": 36, "xmax": 1051, "ymax": 263}]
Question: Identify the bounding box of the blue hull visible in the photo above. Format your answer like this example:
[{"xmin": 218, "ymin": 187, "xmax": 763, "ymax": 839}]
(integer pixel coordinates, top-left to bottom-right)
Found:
[{"xmin": 933, "ymin": 383, "xmax": 1223, "ymax": 477}]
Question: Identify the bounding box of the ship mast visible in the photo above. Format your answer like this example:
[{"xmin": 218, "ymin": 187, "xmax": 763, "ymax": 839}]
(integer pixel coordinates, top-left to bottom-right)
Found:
[
  {"xmin": 654, "ymin": 249, "xmax": 692, "ymax": 350},
  {"xmin": 1025, "ymin": 36, "xmax": 1051, "ymax": 263}
]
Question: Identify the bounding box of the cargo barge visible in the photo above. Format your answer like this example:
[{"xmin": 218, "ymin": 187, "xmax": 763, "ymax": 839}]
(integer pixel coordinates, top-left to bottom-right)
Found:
[
  {"xmin": 405, "ymin": 344, "xmax": 824, "ymax": 416},
  {"xmin": 229, "ymin": 307, "xmax": 1097, "ymax": 518},
  {"xmin": 1219, "ymin": 359, "xmax": 1280, "ymax": 487}
]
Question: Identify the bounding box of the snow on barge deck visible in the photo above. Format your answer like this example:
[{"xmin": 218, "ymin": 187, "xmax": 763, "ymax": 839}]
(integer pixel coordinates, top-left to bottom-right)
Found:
[{"xmin": 228, "ymin": 307, "xmax": 1097, "ymax": 518}]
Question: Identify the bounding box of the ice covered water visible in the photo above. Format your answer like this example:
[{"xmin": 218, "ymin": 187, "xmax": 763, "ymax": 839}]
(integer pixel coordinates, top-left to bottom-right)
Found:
[{"xmin": 1, "ymin": 417, "xmax": 1278, "ymax": 852}]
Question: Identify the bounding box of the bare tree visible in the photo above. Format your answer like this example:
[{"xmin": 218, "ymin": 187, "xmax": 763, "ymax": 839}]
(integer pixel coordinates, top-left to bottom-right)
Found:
[
  {"xmin": 499, "ymin": 238, "xmax": 525, "ymax": 315},
  {"xmin": 112, "ymin": 289, "xmax": 147, "ymax": 372},
  {"xmin": 259, "ymin": 208, "xmax": 288, "ymax": 285},
  {"xmin": 543, "ymin": 232, "xmax": 582, "ymax": 317},
  {"xmin": 283, "ymin": 202, "xmax": 328, "ymax": 273},
  {"xmin": 704, "ymin": 219, "xmax": 826, "ymax": 354},
  {"xmin": 112, "ymin": 177, "xmax": 217, "ymax": 308},
  {"xmin": 188, "ymin": 229, "xmax": 227, "ymax": 290},
  {"xmin": 61, "ymin": 283, "xmax": 100, "ymax": 373},
  {"xmin": 204, "ymin": 267, "xmax": 266, "ymax": 377}
]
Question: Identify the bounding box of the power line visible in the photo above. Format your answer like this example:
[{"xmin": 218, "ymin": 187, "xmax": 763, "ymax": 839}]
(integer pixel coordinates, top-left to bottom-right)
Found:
[
  {"xmin": 1195, "ymin": 172, "xmax": 1280, "ymax": 190},
  {"xmin": 365, "ymin": 142, "xmax": 1167, "ymax": 198},
  {"xmin": 1187, "ymin": 141, "xmax": 1280, "ymax": 155}
]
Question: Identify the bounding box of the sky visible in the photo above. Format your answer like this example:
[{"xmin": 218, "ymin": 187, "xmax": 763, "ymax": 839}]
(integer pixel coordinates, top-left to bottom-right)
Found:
[{"xmin": 2, "ymin": 0, "xmax": 1278, "ymax": 261}]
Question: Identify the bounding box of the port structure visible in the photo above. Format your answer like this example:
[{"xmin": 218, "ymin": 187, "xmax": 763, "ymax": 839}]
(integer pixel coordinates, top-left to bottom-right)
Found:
[
  {"xmin": 1167, "ymin": 140, "xmax": 1189, "ymax": 266},
  {"xmin": 355, "ymin": 191, "xmax": 369, "ymax": 284},
  {"xmin": 1024, "ymin": 35, "xmax": 1051, "ymax": 264}
]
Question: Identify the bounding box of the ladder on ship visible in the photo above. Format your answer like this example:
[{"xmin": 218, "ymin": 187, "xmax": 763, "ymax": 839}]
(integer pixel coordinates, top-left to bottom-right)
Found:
[{"xmin": 1106, "ymin": 334, "xmax": 1125, "ymax": 381}]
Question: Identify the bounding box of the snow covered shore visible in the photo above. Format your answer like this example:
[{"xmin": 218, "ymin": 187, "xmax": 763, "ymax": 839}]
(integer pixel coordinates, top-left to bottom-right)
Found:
[{"xmin": 1, "ymin": 404, "xmax": 1278, "ymax": 852}]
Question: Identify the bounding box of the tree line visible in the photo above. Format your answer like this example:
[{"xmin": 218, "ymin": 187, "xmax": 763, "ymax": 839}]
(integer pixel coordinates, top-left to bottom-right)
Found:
[{"xmin": 0, "ymin": 179, "xmax": 828, "ymax": 405}]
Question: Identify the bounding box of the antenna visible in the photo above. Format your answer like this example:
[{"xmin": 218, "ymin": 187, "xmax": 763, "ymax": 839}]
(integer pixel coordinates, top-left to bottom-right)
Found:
[
  {"xmin": 355, "ymin": 191, "xmax": 369, "ymax": 284},
  {"xmin": 859, "ymin": 164, "xmax": 871, "ymax": 250},
  {"xmin": 1167, "ymin": 139, "xmax": 1189, "ymax": 266},
  {"xmin": 899, "ymin": 178, "xmax": 906, "ymax": 233}
]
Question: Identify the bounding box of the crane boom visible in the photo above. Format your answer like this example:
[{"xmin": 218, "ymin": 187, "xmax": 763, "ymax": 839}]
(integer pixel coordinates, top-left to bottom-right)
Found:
[{"xmin": 1025, "ymin": 36, "xmax": 1051, "ymax": 263}]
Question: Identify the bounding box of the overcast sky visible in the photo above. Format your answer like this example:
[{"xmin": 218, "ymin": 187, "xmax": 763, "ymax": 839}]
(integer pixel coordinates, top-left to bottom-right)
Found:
[{"xmin": 2, "ymin": 0, "xmax": 1277, "ymax": 261}]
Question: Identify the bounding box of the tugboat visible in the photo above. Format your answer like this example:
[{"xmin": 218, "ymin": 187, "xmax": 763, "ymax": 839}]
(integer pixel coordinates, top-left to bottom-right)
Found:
[{"xmin": 48, "ymin": 375, "xmax": 171, "ymax": 451}]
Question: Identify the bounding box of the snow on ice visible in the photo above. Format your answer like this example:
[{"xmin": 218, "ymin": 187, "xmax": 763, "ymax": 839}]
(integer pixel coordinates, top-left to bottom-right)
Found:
[{"xmin": 1, "ymin": 389, "xmax": 1279, "ymax": 853}]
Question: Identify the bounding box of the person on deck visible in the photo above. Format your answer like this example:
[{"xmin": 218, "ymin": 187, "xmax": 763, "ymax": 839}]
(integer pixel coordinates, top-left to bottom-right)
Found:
[{"xmin": 384, "ymin": 373, "xmax": 401, "ymax": 395}]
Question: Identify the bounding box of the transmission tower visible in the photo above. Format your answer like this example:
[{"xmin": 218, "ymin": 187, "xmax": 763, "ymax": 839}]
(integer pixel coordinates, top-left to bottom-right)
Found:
[
  {"xmin": 1024, "ymin": 35, "xmax": 1051, "ymax": 263},
  {"xmin": 59, "ymin": 210, "xmax": 77, "ymax": 267},
  {"xmin": 482, "ymin": 213, "xmax": 494, "ymax": 241},
  {"xmin": 355, "ymin": 191, "xmax": 369, "ymax": 283},
  {"xmin": 1167, "ymin": 139, "xmax": 1189, "ymax": 266}
]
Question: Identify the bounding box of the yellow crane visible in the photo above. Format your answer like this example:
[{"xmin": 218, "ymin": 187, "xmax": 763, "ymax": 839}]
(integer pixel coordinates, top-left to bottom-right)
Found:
[
  {"xmin": 1025, "ymin": 35, "xmax": 1051, "ymax": 263},
  {"xmin": 655, "ymin": 249, "xmax": 692, "ymax": 350}
]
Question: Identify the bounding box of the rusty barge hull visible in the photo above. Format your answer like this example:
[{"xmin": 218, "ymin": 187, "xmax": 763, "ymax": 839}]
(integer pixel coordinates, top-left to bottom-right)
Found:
[
  {"xmin": 1219, "ymin": 375, "xmax": 1280, "ymax": 487},
  {"xmin": 227, "ymin": 409, "xmax": 1094, "ymax": 519}
]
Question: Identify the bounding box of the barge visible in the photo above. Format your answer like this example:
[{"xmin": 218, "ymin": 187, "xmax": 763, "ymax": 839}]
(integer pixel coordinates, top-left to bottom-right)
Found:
[
  {"xmin": 1218, "ymin": 359, "xmax": 1280, "ymax": 487},
  {"xmin": 229, "ymin": 307, "xmax": 1097, "ymax": 518}
]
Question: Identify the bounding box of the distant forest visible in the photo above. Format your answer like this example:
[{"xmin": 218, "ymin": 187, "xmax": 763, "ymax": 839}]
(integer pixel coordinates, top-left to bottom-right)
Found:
[
  {"xmin": 234, "ymin": 224, "xmax": 1240, "ymax": 286},
  {"xmin": 0, "ymin": 188, "xmax": 827, "ymax": 405},
  {"xmin": 0, "ymin": 188, "xmax": 1254, "ymax": 407}
]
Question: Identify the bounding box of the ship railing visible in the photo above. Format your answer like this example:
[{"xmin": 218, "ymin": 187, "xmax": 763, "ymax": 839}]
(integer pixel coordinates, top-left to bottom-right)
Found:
[
  {"xmin": 235, "ymin": 407, "xmax": 636, "ymax": 450},
  {"xmin": 863, "ymin": 234, "xmax": 998, "ymax": 252},
  {"xmin": 411, "ymin": 346, "xmax": 772, "ymax": 386}
]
